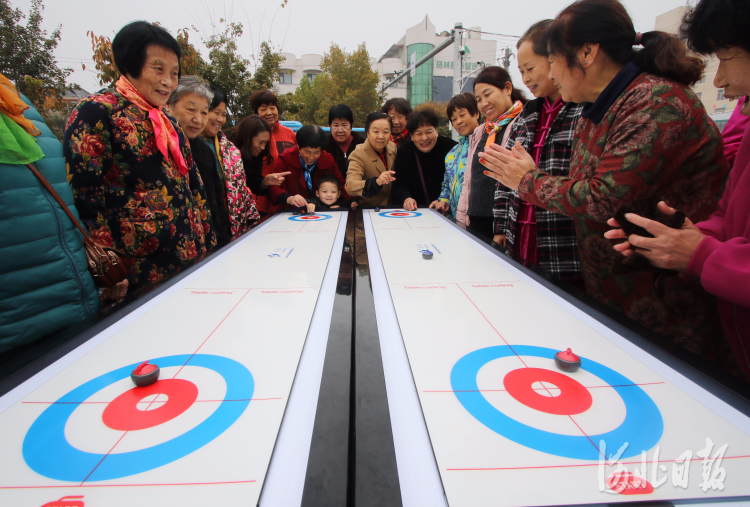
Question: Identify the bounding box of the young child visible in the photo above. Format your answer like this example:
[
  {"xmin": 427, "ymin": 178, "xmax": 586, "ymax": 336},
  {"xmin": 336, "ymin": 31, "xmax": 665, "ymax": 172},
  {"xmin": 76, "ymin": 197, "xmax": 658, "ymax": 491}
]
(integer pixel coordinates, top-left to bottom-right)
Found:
[{"xmin": 306, "ymin": 174, "xmax": 356, "ymax": 212}]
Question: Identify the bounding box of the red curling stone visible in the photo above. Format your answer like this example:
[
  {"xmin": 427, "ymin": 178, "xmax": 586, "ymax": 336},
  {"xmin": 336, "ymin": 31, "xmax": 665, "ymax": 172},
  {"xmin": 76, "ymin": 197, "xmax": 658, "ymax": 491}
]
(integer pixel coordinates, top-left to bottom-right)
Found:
[
  {"xmin": 554, "ymin": 348, "xmax": 582, "ymax": 372},
  {"xmin": 131, "ymin": 361, "xmax": 160, "ymax": 387}
]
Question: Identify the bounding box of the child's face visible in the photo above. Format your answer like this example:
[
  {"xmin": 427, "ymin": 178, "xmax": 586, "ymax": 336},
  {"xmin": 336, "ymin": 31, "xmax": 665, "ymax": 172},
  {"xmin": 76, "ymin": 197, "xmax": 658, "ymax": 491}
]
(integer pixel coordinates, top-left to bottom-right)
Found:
[{"xmin": 316, "ymin": 182, "xmax": 340, "ymax": 205}]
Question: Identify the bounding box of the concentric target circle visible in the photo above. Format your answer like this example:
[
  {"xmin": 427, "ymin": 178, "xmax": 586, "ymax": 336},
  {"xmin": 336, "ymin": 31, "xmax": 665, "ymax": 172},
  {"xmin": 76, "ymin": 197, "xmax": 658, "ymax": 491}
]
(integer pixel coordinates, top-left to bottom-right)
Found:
[
  {"xmin": 23, "ymin": 354, "xmax": 253, "ymax": 482},
  {"xmin": 450, "ymin": 345, "xmax": 663, "ymax": 460},
  {"xmin": 378, "ymin": 210, "xmax": 422, "ymax": 218},
  {"xmin": 288, "ymin": 213, "xmax": 332, "ymax": 221}
]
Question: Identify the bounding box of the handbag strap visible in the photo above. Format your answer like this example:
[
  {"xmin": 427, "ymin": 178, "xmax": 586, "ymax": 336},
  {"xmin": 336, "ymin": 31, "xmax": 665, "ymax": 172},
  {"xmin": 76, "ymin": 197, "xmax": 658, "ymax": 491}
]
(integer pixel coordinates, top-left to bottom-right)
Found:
[
  {"xmin": 414, "ymin": 152, "xmax": 430, "ymax": 204},
  {"xmin": 26, "ymin": 163, "xmax": 92, "ymax": 240}
]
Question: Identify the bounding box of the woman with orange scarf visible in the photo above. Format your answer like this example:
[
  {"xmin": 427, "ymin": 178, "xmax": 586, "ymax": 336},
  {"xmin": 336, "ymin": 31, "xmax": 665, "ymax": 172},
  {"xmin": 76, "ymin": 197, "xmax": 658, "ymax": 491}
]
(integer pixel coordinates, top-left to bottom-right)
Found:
[
  {"xmin": 455, "ymin": 67, "xmax": 527, "ymax": 241},
  {"xmin": 64, "ymin": 21, "xmax": 216, "ymax": 291}
]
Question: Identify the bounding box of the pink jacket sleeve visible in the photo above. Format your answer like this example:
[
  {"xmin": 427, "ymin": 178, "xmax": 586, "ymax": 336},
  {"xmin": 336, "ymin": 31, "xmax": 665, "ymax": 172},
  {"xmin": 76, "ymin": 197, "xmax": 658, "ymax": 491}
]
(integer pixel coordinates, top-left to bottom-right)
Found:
[{"xmin": 722, "ymin": 97, "xmax": 750, "ymax": 168}]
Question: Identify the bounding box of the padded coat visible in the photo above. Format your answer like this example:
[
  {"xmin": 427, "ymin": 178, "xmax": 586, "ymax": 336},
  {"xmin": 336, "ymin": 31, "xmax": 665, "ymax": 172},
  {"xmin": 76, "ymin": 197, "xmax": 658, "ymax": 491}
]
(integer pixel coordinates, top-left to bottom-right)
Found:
[{"xmin": 0, "ymin": 96, "xmax": 99, "ymax": 353}]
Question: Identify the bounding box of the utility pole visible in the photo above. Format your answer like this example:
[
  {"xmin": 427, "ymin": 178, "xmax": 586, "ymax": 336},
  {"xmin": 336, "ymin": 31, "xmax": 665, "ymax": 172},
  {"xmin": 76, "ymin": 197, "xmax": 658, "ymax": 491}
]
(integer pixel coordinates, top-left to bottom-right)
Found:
[
  {"xmin": 501, "ymin": 47, "xmax": 512, "ymax": 71},
  {"xmin": 452, "ymin": 22, "xmax": 463, "ymax": 140}
]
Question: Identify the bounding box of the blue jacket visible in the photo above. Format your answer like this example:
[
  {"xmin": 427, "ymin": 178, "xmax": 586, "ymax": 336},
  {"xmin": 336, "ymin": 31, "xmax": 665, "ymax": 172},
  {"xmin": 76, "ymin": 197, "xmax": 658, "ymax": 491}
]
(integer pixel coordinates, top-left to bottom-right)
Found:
[{"xmin": 0, "ymin": 96, "xmax": 99, "ymax": 353}]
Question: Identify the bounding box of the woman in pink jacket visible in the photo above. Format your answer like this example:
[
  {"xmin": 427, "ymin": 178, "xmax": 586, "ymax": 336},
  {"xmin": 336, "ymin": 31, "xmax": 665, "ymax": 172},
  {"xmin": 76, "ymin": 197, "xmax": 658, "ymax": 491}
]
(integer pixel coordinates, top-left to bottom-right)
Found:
[{"xmin": 607, "ymin": 0, "xmax": 750, "ymax": 381}]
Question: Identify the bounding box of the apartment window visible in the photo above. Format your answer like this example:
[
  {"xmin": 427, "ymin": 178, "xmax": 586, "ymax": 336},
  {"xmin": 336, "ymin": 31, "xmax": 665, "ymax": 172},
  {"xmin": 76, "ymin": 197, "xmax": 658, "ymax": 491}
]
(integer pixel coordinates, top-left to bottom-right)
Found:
[
  {"xmin": 306, "ymin": 73, "xmax": 318, "ymax": 82},
  {"xmin": 717, "ymin": 89, "xmax": 725, "ymax": 100},
  {"xmin": 698, "ymin": 75, "xmax": 706, "ymax": 84},
  {"xmin": 278, "ymin": 72, "xmax": 293, "ymax": 84}
]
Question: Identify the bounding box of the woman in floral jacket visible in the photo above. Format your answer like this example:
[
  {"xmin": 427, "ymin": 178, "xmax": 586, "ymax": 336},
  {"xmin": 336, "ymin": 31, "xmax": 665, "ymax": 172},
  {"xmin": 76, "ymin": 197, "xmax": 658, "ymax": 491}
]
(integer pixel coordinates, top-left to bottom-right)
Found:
[
  {"xmin": 481, "ymin": 0, "xmax": 730, "ymax": 356},
  {"xmin": 199, "ymin": 87, "xmax": 259, "ymax": 238},
  {"xmin": 64, "ymin": 22, "xmax": 216, "ymax": 291}
]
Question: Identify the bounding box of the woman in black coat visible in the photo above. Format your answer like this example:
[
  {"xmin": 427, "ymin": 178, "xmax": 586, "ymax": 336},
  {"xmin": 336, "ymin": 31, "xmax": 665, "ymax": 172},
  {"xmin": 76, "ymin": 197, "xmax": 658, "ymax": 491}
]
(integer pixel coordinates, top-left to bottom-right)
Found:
[
  {"xmin": 391, "ymin": 109, "xmax": 457, "ymax": 210},
  {"xmin": 324, "ymin": 104, "xmax": 365, "ymax": 178}
]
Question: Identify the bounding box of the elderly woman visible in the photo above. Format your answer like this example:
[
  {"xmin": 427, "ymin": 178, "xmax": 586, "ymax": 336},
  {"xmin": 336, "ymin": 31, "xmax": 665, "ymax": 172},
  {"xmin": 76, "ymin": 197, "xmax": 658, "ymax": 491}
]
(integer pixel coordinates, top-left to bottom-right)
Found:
[
  {"xmin": 381, "ymin": 98, "xmax": 413, "ymax": 147},
  {"xmin": 250, "ymin": 90, "xmax": 297, "ymax": 215},
  {"xmin": 198, "ymin": 87, "xmax": 259, "ymax": 237},
  {"xmin": 606, "ymin": 0, "xmax": 750, "ymax": 380},
  {"xmin": 430, "ymin": 93, "xmax": 481, "ymax": 219},
  {"xmin": 391, "ymin": 109, "xmax": 456, "ymax": 211},
  {"xmin": 345, "ymin": 112, "xmax": 398, "ymax": 208},
  {"xmin": 481, "ymin": 0, "xmax": 729, "ymax": 357},
  {"xmin": 64, "ymin": 21, "xmax": 215, "ymax": 290},
  {"xmin": 166, "ymin": 76, "xmax": 230, "ymax": 243},
  {"xmin": 324, "ymin": 104, "xmax": 365, "ymax": 178}
]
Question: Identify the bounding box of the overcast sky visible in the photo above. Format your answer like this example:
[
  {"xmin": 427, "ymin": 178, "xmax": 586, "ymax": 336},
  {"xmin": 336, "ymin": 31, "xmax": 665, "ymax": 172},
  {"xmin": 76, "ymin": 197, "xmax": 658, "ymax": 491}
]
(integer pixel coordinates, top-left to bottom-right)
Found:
[{"xmin": 13, "ymin": 0, "xmax": 690, "ymax": 95}]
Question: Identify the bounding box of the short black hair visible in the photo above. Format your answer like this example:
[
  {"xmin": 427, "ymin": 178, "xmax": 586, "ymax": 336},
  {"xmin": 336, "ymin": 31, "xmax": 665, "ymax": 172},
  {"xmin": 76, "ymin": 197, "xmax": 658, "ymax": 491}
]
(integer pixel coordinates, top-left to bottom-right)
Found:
[
  {"xmin": 681, "ymin": 0, "xmax": 750, "ymax": 55},
  {"xmin": 328, "ymin": 104, "xmax": 354, "ymax": 126},
  {"xmin": 315, "ymin": 173, "xmax": 340, "ymax": 191},
  {"xmin": 406, "ymin": 109, "xmax": 440, "ymax": 133},
  {"xmin": 296, "ymin": 125, "xmax": 328, "ymax": 149},
  {"xmin": 446, "ymin": 92, "xmax": 479, "ymax": 119},
  {"xmin": 381, "ymin": 98, "xmax": 412, "ymax": 117},
  {"xmin": 112, "ymin": 21, "xmax": 182, "ymax": 79},
  {"xmin": 209, "ymin": 86, "xmax": 226, "ymax": 110},
  {"xmin": 250, "ymin": 89, "xmax": 279, "ymax": 113},
  {"xmin": 365, "ymin": 112, "xmax": 392, "ymax": 132}
]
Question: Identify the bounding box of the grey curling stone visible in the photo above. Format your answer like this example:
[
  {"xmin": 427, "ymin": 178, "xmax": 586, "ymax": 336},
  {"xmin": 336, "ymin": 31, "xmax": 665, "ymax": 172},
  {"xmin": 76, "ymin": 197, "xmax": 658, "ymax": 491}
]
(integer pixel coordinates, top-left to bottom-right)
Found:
[
  {"xmin": 422, "ymin": 250, "xmax": 434, "ymax": 260},
  {"xmin": 131, "ymin": 361, "xmax": 160, "ymax": 387}
]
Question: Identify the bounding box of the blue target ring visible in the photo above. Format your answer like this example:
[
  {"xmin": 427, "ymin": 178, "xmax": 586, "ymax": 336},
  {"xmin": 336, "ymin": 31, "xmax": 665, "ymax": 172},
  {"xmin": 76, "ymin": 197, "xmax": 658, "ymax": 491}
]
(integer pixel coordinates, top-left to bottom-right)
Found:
[
  {"xmin": 378, "ymin": 210, "xmax": 422, "ymax": 218},
  {"xmin": 288, "ymin": 213, "xmax": 332, "ymax": 221},
  {"xmin": 23, "ymin": 354, "xmax": 253, "ymax": 482},
  {"xmin": 451, "ymin": 345, "xmax": 663, "ymax": 460}
]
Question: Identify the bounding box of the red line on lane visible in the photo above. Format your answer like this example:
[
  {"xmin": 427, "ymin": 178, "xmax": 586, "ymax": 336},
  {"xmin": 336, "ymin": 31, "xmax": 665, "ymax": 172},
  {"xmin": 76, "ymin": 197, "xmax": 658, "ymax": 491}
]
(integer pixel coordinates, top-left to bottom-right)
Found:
[
  {"xmin": 402, "ymin": 217, "xmax": 412, "ymax": 229},
  {"xmin": 172, "ymin": 289, "xmax": 252, "ymax": 379},
  {"xmin": 446, "ymin": 455, "xmax": 750, "ymax": 471},
  {"xmin": 0, "ymin": 480, "xmax": 257, "ymax": 490},
  {"xmin": 455, "ymin": 283, "xmax": 528, "ymax": 368},
  {"xmin": 23, "ymin": 398, "xmax": 284, "ymax": 405},
  {"xmin": 422, "ymin": 382, "xmax": 666, "ymax": 393},
  {"xmin": 79, "ymin": 432, "xmax": 129, "ymax": 485}
]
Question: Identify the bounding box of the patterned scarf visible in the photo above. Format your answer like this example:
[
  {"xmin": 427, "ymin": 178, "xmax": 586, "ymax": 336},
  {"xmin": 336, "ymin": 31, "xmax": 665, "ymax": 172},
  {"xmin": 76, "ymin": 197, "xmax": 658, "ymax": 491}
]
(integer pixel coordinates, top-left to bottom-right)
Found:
[
  {"xmin": 299, "ymin": 155, "xmax": 317, "ymax": 192},
  {"xmin": 390, "ymin": 128, "xmax": 409, "ymax": 146},
  {"xmin": 484, "ymin": 100, "xmax": 524, "ymax": 148},
  {"xmin": 115, "ymin": 76, "xmax": 188, "ymax": 175}
]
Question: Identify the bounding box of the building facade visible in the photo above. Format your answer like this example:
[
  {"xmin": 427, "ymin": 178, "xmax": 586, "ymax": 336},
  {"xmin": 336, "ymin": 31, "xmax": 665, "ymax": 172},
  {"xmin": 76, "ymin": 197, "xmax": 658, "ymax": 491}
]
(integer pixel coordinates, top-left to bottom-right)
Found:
[
  {"xmin": 272, "ymin": 16, "xmax": 497, "ymax": 106},
  {"xmin": 655, "ymin": 7, "xmax": 737, "ymax": 117}
]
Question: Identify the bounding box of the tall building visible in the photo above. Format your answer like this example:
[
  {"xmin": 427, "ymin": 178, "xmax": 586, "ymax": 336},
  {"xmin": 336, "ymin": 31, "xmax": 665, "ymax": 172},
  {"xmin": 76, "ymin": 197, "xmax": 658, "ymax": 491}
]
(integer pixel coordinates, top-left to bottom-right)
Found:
[
  {"xmin": 655, "ymin": 6, "xmax": 736, "ymax": 116},
  {"xmin": 271, "ymin": 16, "xmax": 498, "ymax": 106}
]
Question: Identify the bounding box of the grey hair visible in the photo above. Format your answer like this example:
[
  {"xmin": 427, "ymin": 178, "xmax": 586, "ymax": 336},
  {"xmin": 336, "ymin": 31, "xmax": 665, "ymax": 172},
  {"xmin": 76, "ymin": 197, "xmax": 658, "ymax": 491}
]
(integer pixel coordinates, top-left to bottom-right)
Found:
[{"xmin": 167, "ymin": 75, "xmax": 214, "ymax": 107}]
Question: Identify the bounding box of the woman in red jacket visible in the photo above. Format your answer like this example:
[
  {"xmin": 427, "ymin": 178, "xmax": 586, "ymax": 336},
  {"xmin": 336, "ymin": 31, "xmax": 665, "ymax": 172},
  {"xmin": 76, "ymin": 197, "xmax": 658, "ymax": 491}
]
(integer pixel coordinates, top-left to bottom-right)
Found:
[
  {"xmin": 267, "ymin": 125, "xmax": 352, "ymax": 212},
  {"xmin": 607, "ymin": 0, "xmax": 750, "ymax": 381}
]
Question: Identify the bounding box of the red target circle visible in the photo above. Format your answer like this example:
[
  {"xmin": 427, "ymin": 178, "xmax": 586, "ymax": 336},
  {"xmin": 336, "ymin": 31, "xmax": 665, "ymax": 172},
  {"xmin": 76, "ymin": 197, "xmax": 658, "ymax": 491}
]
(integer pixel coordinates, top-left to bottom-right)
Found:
[
  {"xmin": 102, "ymin": 379, "xmax": 198, "ymax": 431},
  {"xmin": 503, "ymin": 368, "xmax": 592, "ymax": 415},
  {"xmin": 390, "ymin": 212, "xmax": 410, "ymax": 216},
  {"xmin": 301, "ymin": 216, "xmax": 321, "ymax": 220}
]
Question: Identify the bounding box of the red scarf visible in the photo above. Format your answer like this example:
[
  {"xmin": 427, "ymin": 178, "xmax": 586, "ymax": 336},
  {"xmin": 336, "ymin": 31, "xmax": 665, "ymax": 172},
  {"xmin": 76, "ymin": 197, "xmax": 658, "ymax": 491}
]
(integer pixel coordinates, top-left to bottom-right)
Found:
[
  {"xmin": 115, "ymin": 76, "xmax": 188, "ymax": 175},
  {"xmin": 391, "ymin": 128, "xmax": 409, "ymax": 146}
]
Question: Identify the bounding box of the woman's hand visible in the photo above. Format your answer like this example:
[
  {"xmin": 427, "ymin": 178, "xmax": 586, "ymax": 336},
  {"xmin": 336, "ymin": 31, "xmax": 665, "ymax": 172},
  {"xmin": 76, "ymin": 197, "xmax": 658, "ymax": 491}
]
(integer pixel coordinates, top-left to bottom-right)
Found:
[
  {"xmin": 403, "ymin": 198, "xmax": 418, "ymax": 211},
  {"xmin": 287, "ymin": 194, "xmax": 308, "ymax": 208},
  {"xmin": 101, "ymin": 279, "xmax": 129, "ymax": 301},
  {"xmin": 479, "ymin": 141, "xmax": 537, "ymax": 191},
  {"xmin": 306, "ymin": 203, "xmax": 316, "ymax": 213},
  {"xmin": 429, "ymin": 200, "xmax": 450, "ymax": 215},
  {"xmin": 376, "ymin": 170, "xmax": 396, "ymax": 186},
  {"xmin": 493, "ymin": 234, "xmax": 507, "ymax": 247},
  {"xmin": 604, "ymin": 201, "xmax": 705, "ymax": 271},
  {"xmin": 264, "ymin": 171, "xmax": 291, "ymax": 188}
]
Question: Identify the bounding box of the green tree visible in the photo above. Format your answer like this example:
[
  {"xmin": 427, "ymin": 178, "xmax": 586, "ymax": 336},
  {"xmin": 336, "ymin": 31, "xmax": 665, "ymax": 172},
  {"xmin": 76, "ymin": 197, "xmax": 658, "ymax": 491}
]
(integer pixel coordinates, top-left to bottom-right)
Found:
[
  {"xmin": 0, "ymin": 0, "xmax": 71, "ymax": 113},
  {"xmin": 290, "ymin": 43, "xmax": 380, "ymax": 127}
]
